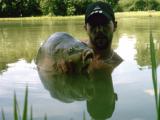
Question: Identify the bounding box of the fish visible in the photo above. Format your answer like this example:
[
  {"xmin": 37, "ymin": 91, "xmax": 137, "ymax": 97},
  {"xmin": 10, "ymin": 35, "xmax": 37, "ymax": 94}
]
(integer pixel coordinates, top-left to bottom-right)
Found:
[{"xmin": 36, "ymin": 32, "xmax": 94, "ymax": 74}]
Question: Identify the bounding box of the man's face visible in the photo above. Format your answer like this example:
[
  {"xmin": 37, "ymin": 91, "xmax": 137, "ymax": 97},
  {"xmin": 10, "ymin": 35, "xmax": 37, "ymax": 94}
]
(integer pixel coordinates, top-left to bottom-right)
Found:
[{"xmin": 85, "ymin": 14, "xmax": 116, "ymax": 50}]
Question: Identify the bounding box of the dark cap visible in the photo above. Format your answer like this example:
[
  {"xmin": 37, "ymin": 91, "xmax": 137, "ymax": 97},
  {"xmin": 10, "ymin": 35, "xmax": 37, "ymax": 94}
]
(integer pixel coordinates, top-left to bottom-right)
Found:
[{"xmin": 85, "ymin": 1, "xmax": 115, "ymax": 23}]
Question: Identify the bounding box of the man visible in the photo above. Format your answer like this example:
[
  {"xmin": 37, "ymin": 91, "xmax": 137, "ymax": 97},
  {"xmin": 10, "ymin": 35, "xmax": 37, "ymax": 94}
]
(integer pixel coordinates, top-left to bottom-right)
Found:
[{"xmin": 84, "ymin": 1, "xmax": 123, "ymax": 69}]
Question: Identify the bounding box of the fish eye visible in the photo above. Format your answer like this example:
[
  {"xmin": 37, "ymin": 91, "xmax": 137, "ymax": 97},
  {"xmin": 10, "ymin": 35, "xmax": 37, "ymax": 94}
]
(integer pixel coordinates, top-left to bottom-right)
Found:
[{"xmin": 68, "ymin": 47, "xmax": 74, "ymax": 54}]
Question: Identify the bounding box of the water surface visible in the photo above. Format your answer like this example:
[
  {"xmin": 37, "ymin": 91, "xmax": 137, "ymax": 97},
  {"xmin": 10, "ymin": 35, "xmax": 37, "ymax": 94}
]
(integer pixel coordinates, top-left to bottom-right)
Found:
[{"xmin": 0, "ymin": 16, "xmax": 160, "ymax": 120}]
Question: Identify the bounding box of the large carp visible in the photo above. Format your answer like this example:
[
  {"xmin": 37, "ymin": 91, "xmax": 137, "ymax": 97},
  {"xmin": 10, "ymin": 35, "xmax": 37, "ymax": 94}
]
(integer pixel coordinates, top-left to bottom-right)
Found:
[{"xmin": 36, "ymin": 32, "xmax": 94, "ymax": 74}]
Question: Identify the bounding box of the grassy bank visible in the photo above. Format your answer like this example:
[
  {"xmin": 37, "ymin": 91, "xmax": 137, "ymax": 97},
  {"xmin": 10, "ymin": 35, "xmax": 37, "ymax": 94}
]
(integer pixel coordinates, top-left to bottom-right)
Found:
[
  {"xmin": 116, "ymin": 11, "xmax": 160, "ymax": 18},
  {"xmin": 0, "ymin": 11, "xmax": 160, "ymax": 21},
  {"xmin": 0, "ymin": 15, "xmax": 84, "ymax": 21}
]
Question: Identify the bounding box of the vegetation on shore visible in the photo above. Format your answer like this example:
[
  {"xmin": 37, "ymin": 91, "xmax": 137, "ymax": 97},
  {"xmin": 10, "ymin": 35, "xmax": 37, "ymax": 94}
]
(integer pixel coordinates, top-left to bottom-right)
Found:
[
  {"xmin": 0, "ymin": 11, "xmax": 160, "ymax": 21},
  {"xmin": 0, "ymin": 0, "xmax": 160, "ymax": 17}
]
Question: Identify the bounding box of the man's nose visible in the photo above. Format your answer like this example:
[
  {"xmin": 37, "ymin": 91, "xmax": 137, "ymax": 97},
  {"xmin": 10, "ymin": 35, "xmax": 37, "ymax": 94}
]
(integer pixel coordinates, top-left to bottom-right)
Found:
[{"xmin": 95, "ymin": 25, "xmax": 103, "ymax": 32}]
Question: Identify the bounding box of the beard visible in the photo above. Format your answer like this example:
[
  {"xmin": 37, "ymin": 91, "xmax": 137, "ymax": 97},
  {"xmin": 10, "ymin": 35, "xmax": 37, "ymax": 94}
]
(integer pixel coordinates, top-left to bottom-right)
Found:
[{"xmin": 90, "ymin": 33, "xmax": 112, "ymax": 50}]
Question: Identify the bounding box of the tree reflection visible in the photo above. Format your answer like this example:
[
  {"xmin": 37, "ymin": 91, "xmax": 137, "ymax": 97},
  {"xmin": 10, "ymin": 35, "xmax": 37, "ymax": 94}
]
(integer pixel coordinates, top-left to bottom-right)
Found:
[
  {"xmin": 0, "ymin": 19, "xmax": 88, "ymax": 72},
  {"xmin": 116, "ymin": 17, "xmax": 160, "ymax": 67}
]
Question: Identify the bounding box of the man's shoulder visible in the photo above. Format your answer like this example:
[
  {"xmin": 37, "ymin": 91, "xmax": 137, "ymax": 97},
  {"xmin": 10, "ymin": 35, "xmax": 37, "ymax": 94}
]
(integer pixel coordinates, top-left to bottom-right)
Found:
[
  {"xmin": 112, "ymin": 51, "xmax": 123, "ymax": 64},
  {"xmin": 104, "ymin": 51, "xmax": 123, "ymax": 69}
]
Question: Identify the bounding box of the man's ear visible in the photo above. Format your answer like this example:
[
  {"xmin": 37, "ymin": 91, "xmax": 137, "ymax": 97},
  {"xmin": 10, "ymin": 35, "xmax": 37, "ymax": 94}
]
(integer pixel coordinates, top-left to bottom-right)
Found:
[{"xmin": 114, "ymin": 21, "xmax": 117, "ymax": 32}]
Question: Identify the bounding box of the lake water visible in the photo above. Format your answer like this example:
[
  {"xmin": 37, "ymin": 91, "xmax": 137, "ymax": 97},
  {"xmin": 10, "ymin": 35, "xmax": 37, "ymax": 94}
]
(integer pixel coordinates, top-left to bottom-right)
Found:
[{"xmin": 0, "ymin": 16, "xmax": 160, "ymax": 120}]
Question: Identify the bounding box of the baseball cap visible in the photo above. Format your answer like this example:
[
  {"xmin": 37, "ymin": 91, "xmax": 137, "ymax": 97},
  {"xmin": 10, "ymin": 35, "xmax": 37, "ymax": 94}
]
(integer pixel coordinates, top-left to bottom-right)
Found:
[{"xmin": 85, "ymin": 1, "xmax": 115, "ymax": 24}]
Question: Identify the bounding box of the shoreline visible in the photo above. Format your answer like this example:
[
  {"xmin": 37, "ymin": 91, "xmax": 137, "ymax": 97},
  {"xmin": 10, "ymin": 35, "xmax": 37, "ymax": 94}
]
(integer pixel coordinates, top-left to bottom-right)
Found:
[{"xmin": 0, "ymin": 11, "xmax": 160, "ymax": 21}]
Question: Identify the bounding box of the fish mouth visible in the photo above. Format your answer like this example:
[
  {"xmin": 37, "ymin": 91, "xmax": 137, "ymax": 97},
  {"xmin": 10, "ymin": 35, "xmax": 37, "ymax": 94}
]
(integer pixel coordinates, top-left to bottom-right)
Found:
[
  {"xmin": 82, "ymin": 49, "xmax": 94, "ymax": 70},
  {"xmin": 66, "ymin": 49, "xmax": 94, "ymax": 73},
  {"xmin": 82, "ymin": 49, "xmax": 94, "ymax": 66}
]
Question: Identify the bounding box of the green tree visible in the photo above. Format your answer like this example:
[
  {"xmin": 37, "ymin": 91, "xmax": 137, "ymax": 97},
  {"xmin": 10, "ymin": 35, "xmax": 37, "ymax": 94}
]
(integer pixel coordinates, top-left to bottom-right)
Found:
[
  {"xmin": 119, "ymin": 0, "xmax": 160, "ymax": 11},
  {"xmin": 0, "ymin": 0, "xmax": 16, "ymax": 17},
  {"xmin": 105, "ymin": 0, "xmax": 119, "ymax": 7},
  {"xmin": 66, "ymin": 0, "xmax": 75, "ymax": 15},
  {"xmin": 22, "ymin": 0, "xmax": 42, "ymax": 16},
  {"xmin": 40, "ymin": 0, "xmax": 55, "ymax": 15},
  {"xmin": 74, "ymin": 0, "xmax": 93, "ymax": 15},
  {"xmin": 129, "ymin": 0, "xmax": 146, "ymax": 11},
  {"xmin": 0, "ymin": 0, "xmax": 41, "ymax": 17},
  {"xmin": 40, "ymin": 0, "xmax": 68, "ymax": 16},
  {"xmin": 39, "ymin": 0, "xmax": 119, "ymax": 16},
  {"xmin": 52, "ymin": 0, "xmax": 67, "ymax": 16},
  {"xmin": 147, "ymin": 0, "xmax": 160, "ymax": 10}
]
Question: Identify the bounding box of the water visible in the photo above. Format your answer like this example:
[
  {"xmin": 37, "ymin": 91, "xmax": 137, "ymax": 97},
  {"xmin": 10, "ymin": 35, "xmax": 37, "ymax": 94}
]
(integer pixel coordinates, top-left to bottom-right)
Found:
[{"xmin": 0, "ymin": 16, "xmax": 160, "ymax": 120}]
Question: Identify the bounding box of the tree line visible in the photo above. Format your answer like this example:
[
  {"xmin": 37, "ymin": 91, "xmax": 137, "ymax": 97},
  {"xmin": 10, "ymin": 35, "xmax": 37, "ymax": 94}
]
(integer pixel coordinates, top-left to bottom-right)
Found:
[{"xmin": 0, "ymin": 0, "xmax": 160, "ymax": 17}]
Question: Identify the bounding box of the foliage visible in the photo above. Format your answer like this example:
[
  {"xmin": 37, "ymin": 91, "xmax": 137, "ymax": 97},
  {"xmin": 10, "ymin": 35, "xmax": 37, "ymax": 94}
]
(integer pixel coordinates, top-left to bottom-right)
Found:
[
  {"xmin": 147, "ymin": 0, "xmax": 160, "ymax": 10},
  {"xmin": 0, "ymin": 0, "xmax": 119, "ymax": 17},
  {"xmin": 149, "ymin": 30, "xmax": 160, "ymax": 120},
  {"xmin": 129, "ymin": 0, "xmax": 160, "ymax": 11},
  {"xmin": 118, "ymin": 0, "xmax": 160, "ymax": 11},
  {"xmin": 1, "ymin": 86, "xmax": 48, "ymax": 120},
  {"xmin": 39, "ymin": 0, "xmax": 55, "ymax": 15},
  {"xmin": 73, "ymin": 0, "xmax": 93, "ymax": 15},
  {"xmin": 129, "ymin": 0, "xmax": 147, "ymax": 11},
  {"xmin": 105, "ymin": 0, "xmax": 119, "ymax": 8},
  {"xmin": 66, "ymin": 1, "xmax": 75, "ymax": 15},
  {"xmin": 39, "ymin": 0, "xmax": 93, "ymax": 16},
  {"xmin": 1, "ymin": 0, "xmax": 160, "ymax": 17},
  {"xmin": 0, "ymin": 0, "xmax": 42, "ymax": 17}
]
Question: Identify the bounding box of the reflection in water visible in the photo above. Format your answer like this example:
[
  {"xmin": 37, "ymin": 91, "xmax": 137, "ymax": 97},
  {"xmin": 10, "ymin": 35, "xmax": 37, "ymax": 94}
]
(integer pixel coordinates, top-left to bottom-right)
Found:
[
  {"xmin": 38, "ymin": 70, "xmax": 92, "ymax": 103},
  {"xmin": 38, "ymin": 64, "xmax": 117, "ymax": 120},
  {"xmin": 0, "ymin": 19, "xmax": 87, "ymax": 72},
  {"xmin": 115, "ymin": 35, "xmax": 137, "ymax": 62},
  {"xmin": 87, "ymin": 70, "xmax": 117, "ymax": 120},
  {"xmin": 116, "ymin": 17, "xmax": 160, "ymax": 67}
]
